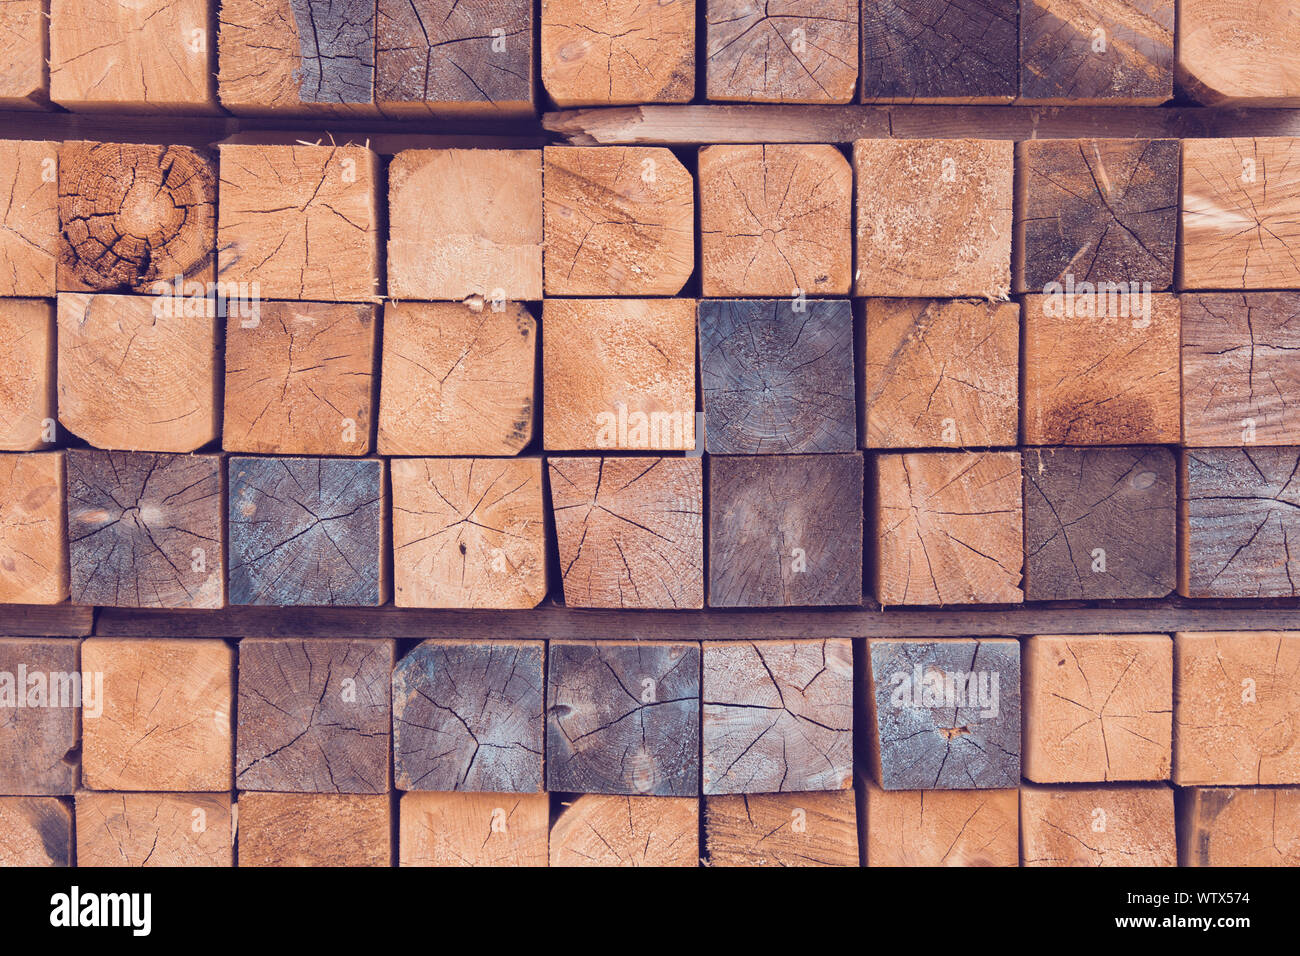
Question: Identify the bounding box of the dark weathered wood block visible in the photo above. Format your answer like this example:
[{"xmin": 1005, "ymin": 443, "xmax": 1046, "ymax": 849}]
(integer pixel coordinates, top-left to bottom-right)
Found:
[
  {"xmin": 1015, "ymin": 138, "xmax": 1179, "ymax": 292},
  {"xmin": 228, "ymin": 456, "xmax": 387, "ymax": 607},
  {"xmin": 864, "ymin": 638, "xmax": 1020, "ymax": 790},
  {"xmin": 76, "ymin": 792, "xmax": 233, "ymax": 867},
  {"xmin": 1024, "ymin": 446, "xmax": 1176, "ymax": 600},
  {"xmin": 861, "ymin": 0, "xmax": 1017, "ymax": 103},
  {"xmin": 1180, "ymin": 787, "xmax": 1300, "ymax": 866},
  {"xmin": 699, "ymin": 300, "xmax": 856, "ymax": 454},
  {"xmin": 702, "ymin": 639, "xmax": 852, "ymax": 794},
  {"xmin": 859, "ymin": 773, "xmax": 1019, "ymax": 865},
  {"xmin": 393, "ymin": 639, "xmax": 544, "ymax": 793},
  {"xmin": 67, "ymin": 450, "xmax": 225, "ymax": 609},
  {"xmin": 548, "ymin": 641, "xmax": 699, "ymax": 796},
  {"xmin": 237, "ymin": 638, "xmax": 393, "ymax": 794},
  {"xmin": 0, "ymin": 639, "xmax": 79, "ymax": 795},
  {"xmin": 709, "ymin": 454, "xmax": 862, "ymax": 607},
  {"xmin": 236, "ymin": 792, "xmax": 391, "ymax": 866},
  {"xmin": 1180, "ymin": 448, "xmax": 1300, "ymax": 598},
  {"xmin": 1021, "ymin": 782, "xmax": 1176, "ymax": 866},
  {"xmin": 704, "ymin": 791, "xmax": 858, "ymax": 867},
  {"xmin": 0, "ymin": 797, "xmax": 71, "ymax": 866}
]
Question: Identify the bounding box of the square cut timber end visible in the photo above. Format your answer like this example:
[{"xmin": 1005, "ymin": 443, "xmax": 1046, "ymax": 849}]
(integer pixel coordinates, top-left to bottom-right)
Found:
[
  {"xmin": 235, "ymin": 792, "xmax": 392, "ymax": 866},
  {"xmin": 704, "ymin": 791, "xmax": 858, "ymax": 867},
  {"xmin": 399, "ymin": 791, "xmax": 549, "ymax": 867},
  {"xmin": 1177, "ymin": 0, "xmax": 1300, "ymax": 106},
  {"xmin": 0, "ymin": 638, "xmax": 79, "ymax": 795},
  {"xmin": 76, "ymin": 792, "xmax": 233, "ymax": 866},
  {"xmin": 0, "ymin": 141, "xmax": 58, "ymax": 296},
  {"xmin": 0, "ymin": 299, "xmax": 56, "ymax": 451},
  {"xmin": 0, "ymin": 798, "xmax": 72, "ymax": 866},
  {"xmin": 0, "ymin": 453, "xmax": 68, "ymax": 605},
  {"xmin": 1020, "ymin": 782, "xmax": 1177, "ymax": 866},
  {"xmin": 0, "ymin": 0, "xmax": 48, "ymax": 108},
  {"xmin": 549, "ymin": 794, "xmax": 699, "ymax": 867},
  {"xmin": 1179, "ymin": 787, "xmax": 1300, "ymax": 866},
  {"xmin": 858, "ymin": 774, "xmax": 1019, "ymax": 866}
]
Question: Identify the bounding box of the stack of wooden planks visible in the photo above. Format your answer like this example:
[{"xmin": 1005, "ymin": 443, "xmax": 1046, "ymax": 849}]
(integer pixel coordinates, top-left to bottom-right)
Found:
[{"xmin": 2, "ymin": 0, "xmax": 1300, "ymax": 868}]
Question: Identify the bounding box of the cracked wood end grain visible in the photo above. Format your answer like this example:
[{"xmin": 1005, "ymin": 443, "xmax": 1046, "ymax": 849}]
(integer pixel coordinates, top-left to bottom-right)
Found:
[
  {"xmin": 236, "ymin": 792, "xmax": 391, "ymax": 866},
  {"xmin": 387, "ymin": 148, "xmax": 542, "ymax": 301},
  {"xmin": 57, "ymin": 142, "xmax": 215, "ymax": 294},
  {"xmin": 0, "ymin": 453, "xmax": 67, "ymax": 605},
  {"xmin": 0, "ymin": 0, "xmax": 47, "ymax": 108},
  {"xmin": 540, "ymin": 0, "xmax": 694, "ymax": 107},
  {"xmin": 549, "ymin": 794, "xmax": 699, "ymax": 866},
  {"xmin": 852, "ymin": 138, "xmax": 1012, "ymax": 298},
  {"xmin": 217, "ymin": 144, "xmax": 380, "ymax": 302},
  {"xmin": 1019, "ymin": 0, "xmax": 1173, "ymax": 105},
  {"xmin": 1180, "ymin": 137, "xmax": 1300, "ymax": 290},
  {"xmin": 1179, "ymin": 448, "xmax": 1300, "ymax": 599},
  {"xmin": 874, "ymin": 451, "xmax": 1022, "ymax": 606},
  {"xmin": 1024, "ymin": 446, "xmax": 1176, "ymax": 600},
  {"xmin": 709, "ymin": 454, "xmax": 862, "ymax": 606},
  {"xmin": 1177, "ymin": 0, "xmax": 1300, "ymax": 106},
  {"xmin": 81, "ymin": 638, "xmax": 233, "ymax": 792},
  {"xmin": 863, "ymin": 298, "xmax": 1019, "ymax": 449},
  {"xmin": 236, "ymin": 638, "xmax": 393, "ymax": 794},
  {"xmin": 860, "ymin": 0, "xmax": 1016, "ymax": 103},
  {"xmin": 1173, "ymin": 631, "xmax": 1300, "ymax": 786},
  {"xmin": 228, "ymin": 455, "xmax": 387, "ymax": 607},
  {"xmin": 549, "ymin": 456, "xmax": 704, "ymax": 609},
  {"xmin": 542, "ymin": 145, "xmax": 694, "ymax": 296},
  {"xmin": 1024, "ymin": 633, "xmax": 1171, "ymax": 783},
  {"xmin": 543, "ymin": 298, "xmax": 695, "ymax": 451},
  {"xmin": 377, "ymin": 301, "xmax": 535, "ymax": 456},
  {"xmin": 76, "ymin": 792, "xmax": 233, "ymax": 867},
  {"xmin": 0, "ymin": 797, "xmax": 71, "ymax": 866},
  {"xmin": 0, "ymin": 299, "xmax": 55, "ymax": 451},
  {"xmin": 392, "ymin": 639, "xmax": 544, "ymax": 793},
  {"xmin": 865, "ymin": 637, "xmax": 1020, "ymax": 790},
  {"xmin": 702, "ymin": 639, "xmax": 852, "ymax": 794},
  {"xmin": 705, "ymin": 0, "xmax": 858, "ymax": 103},
  {"xmin": 859, "ymin": 773, "xmax": 1018, "ymax": 866},
  {"xmin": 66, "ymin": 449, "xmax": 223, "ymax": 609},
  {"xmin": 399, "ymin": 792, "xmax": 549, "ymax": 867},
  {"xmin": 1014, "ymin": 138, "xmax": 1179, "ymax": 293},
  {"xmin": 0, "ymin": 141, "xmax": 57, "ymax": 296},
  {"xmin": 704, "ymin": 790, "xmax": 858, "ymax": 867},
  {"xmin": 1179, "ymin": 787, "xmax": 1300, "ymax": 866},
  {"xmin": 376, "ymin": 0, "xmax": 534, "ymax": 116},
  {"xmin": 547, "ymin": 640, "xmax": 699, "ymax": 796},
  {"xmin": 1020, "ymin": 782, "xmax": 1176, "ymax": 866},
  {"xmin": 1022, "ymin": 293, "xmax": 1180, "ymax": 445},
  {"xmin": 0, "ymin": 639, "xmax": 78, "ymax": 795},
  {"xmin": 391, "ymin": 457, "xmax": 546, "ymax": 610}
]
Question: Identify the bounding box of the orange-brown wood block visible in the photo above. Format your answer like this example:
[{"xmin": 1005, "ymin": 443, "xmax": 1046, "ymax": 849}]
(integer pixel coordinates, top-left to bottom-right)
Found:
[
  {"xmin": 0, "ymin": 141, "xmax": 57, "ymax": 295},
  {"xmin": 76, "ymin": 792, "xmax": 233, "ymax": 866},
  {"xmin": 0, "ymin": 453, "xmax": 67, "ymax": 605},
  {"xmin": 859, "ymin": 775, "xmax": 1018, "ymax": 866},
  {"xmin": 236, "ymin": 792, "xmax": 392, "ymax": 866},
  {"xmin": 400, "ymin": 792, "xmax": 549, "ymax": 867},
  {"xmin": 1021, "ymin": 782, "xmax": 1176, "ymax": 866}
]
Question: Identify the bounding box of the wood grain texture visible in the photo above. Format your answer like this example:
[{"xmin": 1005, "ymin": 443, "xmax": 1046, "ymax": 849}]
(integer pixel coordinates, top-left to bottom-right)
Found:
[
  {"xmin": 391, "ymin": 458, "xmax": 546, "ymax": 609},
  {"xmin": 1179, "ymin": 787, "xmax": 1300, "ymax": 866},
  {"xmin": 1174, "ymin": 631, "xmax": 1300, "ymax": 786},
  {"xmin": 542, "ymin": 145, "xmax": 694, "ymax": 296},
  {"xmin": 549, "ymin": 794, "xmax": 698, "ymax": 866},
  {"xmin": 0, "ymin": 140, "xmax": 56, "ymax": 296},
  {"xmin": 67, "ymin": 450, "xmax": 224, "ymax": 609},
  {"xmin": 865, "ymin": 637, "xmax": 1020, "ymax": 790},
  {"xmin": 0, "ymin": 0, "xmax": 47, "ymax": 108},
  {"xmin": 1014, "ymin": 138, "xmax": 1179, "ymax": 293},
  {"xmin": 0, "ymin": 453, "xmax": 67, "ymax": 605},
  {"xmin": 237, "ymin": 638, "xmax": 392, "ymax": 793},
  {"xmin": 227, "ymin": 456, "xmax": 388, "ymax": 607},
  {"xmin": 1019, "ymin": 0, "xmax": 1173, "ymax": 105},
  {"xmin": 387, "ymin": 148, "xmax": 542, "ymax": 300},
  {"xmin": 700, "ymin": 299, "xmax": 855, "ymax": 454},
  {"xmin": 376, "ymin": 0, "xmax": 534, "ymax": 116},
  {"xmin": 541, "ymin": 0, "xmax": 694, "ymax": 107},
  {"xmin": 0, "ymin": 299, "xmax": 55, "ymax": 451},
  {"xmin": 704, "ymin": 790, "xmax": 858, "ymax": 866},
  {"xmin": 236, "ymin": 792, "xmax": 391, "ymax": 866},
  {"xmin": 1021, "ymin": 293, "xmax": 1180, "ymax": 445},
  {"xmin": 81, "ymin": 638, "xmax": 233, "ymax": 792},
  {"xmin": 0, "ymin": 606, "xmax": 90, "ymax": 637},
  {"xmin": 858, "ymin": 773, "xmax": 1018, "ymax": 866},
  {"xmin": 548, "ymin": 640, "xmax": 699, "ymax": 796},
  {"xmin": 0, "ymin": 638, "xmax": 78, "ymax": 795},
  {"xmin": 874, "ymin": 452, "xmax": 1023, "ymax": 606},
  {"xmin": 543, "ymin": 298, "xmax": 695, "ymax": 451},
  {"xmin": 852, "ymin": 138, "xmax": 1012, "ymax": 297},
  {"xmin": 1180, "ymin": 449, "xmax": 1300, "ymax": 599},
  {"xmin": 0, "ymin": 797, "xmax": 71, "ymax": 866},
  {"xmin": 1023, "ymin": 446, "xmax": 1177, "ymax": 601},
  {"xmin": 1020, "ymin": 782, "xmax": 1176, "ymax": 866},
  {"xmin": 702, "ymin": 639, "xmax": 852, "ymax": 794},
  {"xmin": 1023, "ymin": 634, "xmax": 1171, "ymax": 783},
  {"xmin": 1181, "ymin": 137, "xmax": 1300, "ymax": 290},
  {"xmin": 705, "ymin": 0, "xmax": 858, "ymax": 103},
  {"xmin": 377, "ymin": 301, "xmax": 535, "ymax": 456},
  {"xmin": 860, "ymin": 0, "xmax": 1017, "ymax": 103},
  {"xmin": 549, "ymin": 456, "xmax": 704, "ymax": 609},
  {"xmin": 392, "ymin": 639, "xmax": 544, "ymax": 793},
  {"xmin": 1177, "ymin": 0, "xmax": 1300, "ymax": 106},
  {"xmin": 76, "ymin": 792, "xmax": 232, "ymax": 867},
  {"xmin": 217, "ymin": 144, "xmax": 380, "ymax": 301},
  {"xmin": 400, "ymin": 791, "xmax": 548, "ymax": 866},
  {"xmin": 862, "ymin": 298, "xmax": 1019, "ymax": 449},
  {"xmin": 709, "ymin": 454, "xmax": 862, "ymax": 607},
  {"xmin": 1182, "ymin": 292, "xmax": 1300, "ymax": 447}
]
